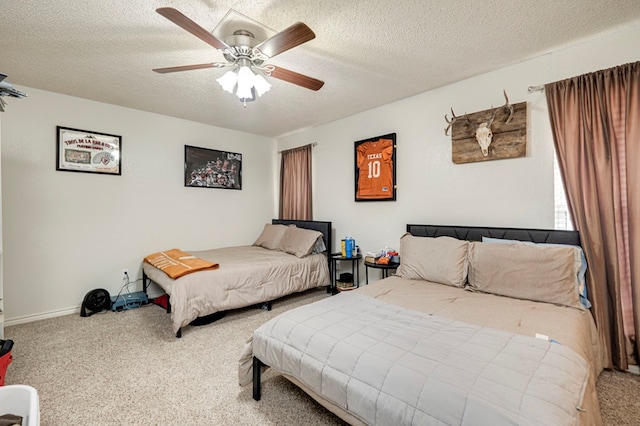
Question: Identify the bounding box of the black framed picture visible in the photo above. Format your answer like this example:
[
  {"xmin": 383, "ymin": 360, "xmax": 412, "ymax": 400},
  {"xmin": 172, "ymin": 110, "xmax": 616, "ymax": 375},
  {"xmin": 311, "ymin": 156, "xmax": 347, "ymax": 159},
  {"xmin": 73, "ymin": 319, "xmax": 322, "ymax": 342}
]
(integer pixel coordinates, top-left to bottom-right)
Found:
[
  {"xmin": 184, "ymin": 145, "xmax": 242, "ymax": 190},
  {"xmin": 354, "ymin": 133, "xmax": 396, "ymax": 201},
  {"xmin": 56, "ymin": 126, "xmax": 121, "ymax": 175}
]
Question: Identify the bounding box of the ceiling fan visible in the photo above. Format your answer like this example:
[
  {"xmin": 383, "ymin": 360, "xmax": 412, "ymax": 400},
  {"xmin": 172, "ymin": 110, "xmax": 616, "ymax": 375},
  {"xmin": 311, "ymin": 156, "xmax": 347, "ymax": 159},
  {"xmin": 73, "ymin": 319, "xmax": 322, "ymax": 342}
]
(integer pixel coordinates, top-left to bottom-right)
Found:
[
  {"xmin": 0, "ymin": 73, "xmax": 28, "ymax": 112},
  {"xmin": 153, "ymin": 7, "xmax": 324, "ymax": 103}
]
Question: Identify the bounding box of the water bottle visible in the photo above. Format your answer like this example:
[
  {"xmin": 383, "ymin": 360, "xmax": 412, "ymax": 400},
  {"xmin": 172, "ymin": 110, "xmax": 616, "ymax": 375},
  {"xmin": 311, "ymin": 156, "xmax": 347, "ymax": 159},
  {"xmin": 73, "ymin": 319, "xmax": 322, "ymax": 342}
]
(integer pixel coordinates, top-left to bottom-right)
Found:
[{"xmin": 345, "ymin": 237, "xmax": 353, "ymax": 258}]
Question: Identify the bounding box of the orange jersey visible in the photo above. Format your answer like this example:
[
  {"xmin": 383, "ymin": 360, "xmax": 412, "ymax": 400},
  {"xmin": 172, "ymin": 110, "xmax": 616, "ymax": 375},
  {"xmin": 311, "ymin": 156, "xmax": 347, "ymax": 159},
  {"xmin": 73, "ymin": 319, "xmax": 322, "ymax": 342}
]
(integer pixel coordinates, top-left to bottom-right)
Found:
[{"xmin": 356, "ymin": 138, "xmax": 394, "ymax": 199}]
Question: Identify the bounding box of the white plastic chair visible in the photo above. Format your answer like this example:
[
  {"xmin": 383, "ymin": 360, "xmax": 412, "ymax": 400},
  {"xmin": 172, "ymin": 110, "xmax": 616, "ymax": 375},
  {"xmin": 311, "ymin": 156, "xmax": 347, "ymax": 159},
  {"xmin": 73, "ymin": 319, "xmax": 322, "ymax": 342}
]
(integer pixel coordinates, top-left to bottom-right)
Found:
[{"xmin": 0, "ymin": 385, "xmax": 40, "ymax": 426}]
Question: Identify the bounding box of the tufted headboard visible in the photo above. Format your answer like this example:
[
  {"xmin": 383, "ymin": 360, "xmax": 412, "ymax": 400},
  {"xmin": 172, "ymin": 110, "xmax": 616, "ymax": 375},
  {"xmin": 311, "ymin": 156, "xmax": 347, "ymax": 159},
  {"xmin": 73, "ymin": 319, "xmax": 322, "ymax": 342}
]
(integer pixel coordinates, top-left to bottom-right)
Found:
[{"xmin": 406, "ymin": 224, "xmax": 581, "ymax": 247}]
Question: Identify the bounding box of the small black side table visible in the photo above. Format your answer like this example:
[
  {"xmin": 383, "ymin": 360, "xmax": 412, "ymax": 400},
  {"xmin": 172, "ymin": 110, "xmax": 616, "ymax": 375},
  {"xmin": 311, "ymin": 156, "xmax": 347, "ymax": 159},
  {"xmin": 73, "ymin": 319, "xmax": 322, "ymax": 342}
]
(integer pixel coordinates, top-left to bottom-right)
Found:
[
  {"xmin": 330, "ymin": 253, "xmax": 361, "ymax": 294},
  {"xmin": 364, "ymin": 261, "xmax": 400, "ymax": 284}
]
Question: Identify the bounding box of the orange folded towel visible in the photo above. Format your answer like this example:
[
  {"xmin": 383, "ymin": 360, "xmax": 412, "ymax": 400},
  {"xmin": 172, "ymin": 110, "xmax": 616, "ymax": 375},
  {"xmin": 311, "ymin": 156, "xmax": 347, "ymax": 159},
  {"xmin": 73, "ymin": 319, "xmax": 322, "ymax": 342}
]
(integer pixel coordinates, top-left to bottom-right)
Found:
[{"xmin": 144, "ymin": 248, "xmax": 219, "ymax": 279}]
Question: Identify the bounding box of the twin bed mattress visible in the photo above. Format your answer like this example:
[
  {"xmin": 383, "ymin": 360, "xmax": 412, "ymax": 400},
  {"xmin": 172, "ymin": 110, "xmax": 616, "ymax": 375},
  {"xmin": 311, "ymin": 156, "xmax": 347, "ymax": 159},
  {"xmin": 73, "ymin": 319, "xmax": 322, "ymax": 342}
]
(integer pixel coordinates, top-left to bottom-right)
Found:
[{"xmin": 143, "ymin": 245, "xmax": 329, "ymax": 335}]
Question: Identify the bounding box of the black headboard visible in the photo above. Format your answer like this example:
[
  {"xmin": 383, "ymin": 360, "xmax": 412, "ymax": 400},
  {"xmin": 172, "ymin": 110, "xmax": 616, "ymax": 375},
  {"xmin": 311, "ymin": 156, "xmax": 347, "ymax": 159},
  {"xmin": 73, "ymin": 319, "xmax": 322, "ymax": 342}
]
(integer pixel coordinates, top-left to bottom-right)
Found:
[
  {"xmin": 272, "ymin": 219, "xmax": 332, "ymax": 254},
  {"xmin": 406, "ymin": 224, "xmax": 581, "ymax": 247}
]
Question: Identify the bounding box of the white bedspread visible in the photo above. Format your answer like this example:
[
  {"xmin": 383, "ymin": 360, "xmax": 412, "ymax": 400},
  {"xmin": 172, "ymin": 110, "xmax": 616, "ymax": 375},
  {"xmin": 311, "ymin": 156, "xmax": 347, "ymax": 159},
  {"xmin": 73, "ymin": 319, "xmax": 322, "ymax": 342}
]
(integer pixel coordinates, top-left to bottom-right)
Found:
[{"xmin": 245, "ymin": 292, "xmax": 591, "ymax": 425}]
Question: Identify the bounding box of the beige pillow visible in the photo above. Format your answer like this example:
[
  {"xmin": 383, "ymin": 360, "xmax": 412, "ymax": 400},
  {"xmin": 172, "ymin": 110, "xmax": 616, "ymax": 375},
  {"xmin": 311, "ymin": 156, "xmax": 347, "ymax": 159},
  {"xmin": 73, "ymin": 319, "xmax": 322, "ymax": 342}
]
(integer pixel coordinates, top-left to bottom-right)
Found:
[
  {"xmin": 278, "ymin": 226, "xmax": 323, "ymax": 258},
  {"xmin": 253, "ymin": 224, "xmax": 290, "ymax": 250},
  {"xmin": 396, "ymin": 233, "xmax": 469, "ymax": 287},
  {"xmin": 467, "ymin": 241, "xmax": 584, "ymax": 309}
]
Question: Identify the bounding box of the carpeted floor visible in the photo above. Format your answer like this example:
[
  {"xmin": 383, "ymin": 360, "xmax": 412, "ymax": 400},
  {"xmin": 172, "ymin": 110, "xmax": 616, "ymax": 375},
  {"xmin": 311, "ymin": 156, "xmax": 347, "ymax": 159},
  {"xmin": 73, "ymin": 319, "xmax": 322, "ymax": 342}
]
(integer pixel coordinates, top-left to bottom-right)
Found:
[
  {"xmin": 595, "ymin": 369, "xmax": 640, "ymax": 425},
  {"xmin": 4, "ymin": 287, "xmax": 640, "ymax": 425}
]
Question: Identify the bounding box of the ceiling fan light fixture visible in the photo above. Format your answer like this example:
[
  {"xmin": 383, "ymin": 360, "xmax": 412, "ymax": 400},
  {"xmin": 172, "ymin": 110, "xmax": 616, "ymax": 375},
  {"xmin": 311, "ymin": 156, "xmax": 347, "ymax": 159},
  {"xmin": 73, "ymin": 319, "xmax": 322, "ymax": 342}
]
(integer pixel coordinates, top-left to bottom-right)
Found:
[
  {"xmin": 216, "ymin": 70, "xmax": 237, "ymax": 94},
  {"xmin": 239, "ymin": 87, "xmax": 257, "ymax": 104},
  {"xmin": 236, "ymin": 65, "xmax": 256, "ymax": 99},
  {"xmin": 253, "ymin": 73, "xmax": 271, "ymax": 97},
  {"xmin": 217, "ymin": 63, "xmax": 272, "ymax": 103}
]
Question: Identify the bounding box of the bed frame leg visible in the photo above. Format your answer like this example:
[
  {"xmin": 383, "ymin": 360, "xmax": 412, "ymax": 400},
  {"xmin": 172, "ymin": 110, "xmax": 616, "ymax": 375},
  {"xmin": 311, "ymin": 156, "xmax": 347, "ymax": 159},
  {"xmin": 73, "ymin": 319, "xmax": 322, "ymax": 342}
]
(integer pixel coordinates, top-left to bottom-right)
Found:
[
  {"xmin": 176, "ymin": 328, "xmax": 182, "ymax": 338},
  {"xmin": 253, "ymin": 356, "xmax": 264, "ymax": 401},
  {"xmin": 255, "ymin": 301, "xmax": 272, "ymax": 311},
  {"xmin": 260, "ymin": 301, "xmax": 272, "ymax": 311}
]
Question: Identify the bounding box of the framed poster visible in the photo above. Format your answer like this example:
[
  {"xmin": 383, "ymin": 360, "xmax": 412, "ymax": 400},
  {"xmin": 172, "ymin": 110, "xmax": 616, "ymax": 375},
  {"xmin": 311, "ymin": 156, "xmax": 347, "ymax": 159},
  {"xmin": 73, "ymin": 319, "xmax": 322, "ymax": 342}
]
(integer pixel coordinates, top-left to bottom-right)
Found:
[
  {"xmin": 354, "ymin": 133, "xmax": 397, "ymax": 201},
  {"xmin": 56, "ymin": 126, "xmax": 121, "ymax": 175},
  {"xmin": 184, "ymin": 145, "xmax": 242, "ymax": 190}
]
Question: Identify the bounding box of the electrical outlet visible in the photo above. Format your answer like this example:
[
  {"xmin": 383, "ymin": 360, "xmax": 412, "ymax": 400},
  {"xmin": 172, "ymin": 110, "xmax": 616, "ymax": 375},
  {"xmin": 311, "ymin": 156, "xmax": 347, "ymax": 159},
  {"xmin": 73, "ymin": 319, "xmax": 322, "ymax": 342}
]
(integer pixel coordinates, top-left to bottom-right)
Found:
[{"xmin": 122, "ymin": 269, "xmax": 129, "ymax": 278}]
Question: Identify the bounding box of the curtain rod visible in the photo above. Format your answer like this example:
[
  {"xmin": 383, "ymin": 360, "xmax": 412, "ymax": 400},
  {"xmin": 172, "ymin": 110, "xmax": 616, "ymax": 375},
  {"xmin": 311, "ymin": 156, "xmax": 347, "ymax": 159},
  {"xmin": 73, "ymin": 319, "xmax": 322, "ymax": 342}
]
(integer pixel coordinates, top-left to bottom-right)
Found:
[
  {"xmin": 528, "ymin": 85, "xmax": 545, "ymax": 93},
  {"xmin": 278, "ymin": 142, "xmax": 317, "ymax": 153}
]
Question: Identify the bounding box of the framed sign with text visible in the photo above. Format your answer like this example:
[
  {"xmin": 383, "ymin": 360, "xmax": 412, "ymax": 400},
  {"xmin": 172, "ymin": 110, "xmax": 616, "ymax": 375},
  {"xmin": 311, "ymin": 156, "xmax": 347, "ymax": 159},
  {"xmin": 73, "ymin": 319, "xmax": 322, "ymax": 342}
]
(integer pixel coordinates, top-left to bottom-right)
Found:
[
  {"xmin": 354, "ymin": 133, "xmax": 396, "ymax": 201},
  {"xmin": 56, "ymin": 126, "xmax": 121, "ymax": 175}
]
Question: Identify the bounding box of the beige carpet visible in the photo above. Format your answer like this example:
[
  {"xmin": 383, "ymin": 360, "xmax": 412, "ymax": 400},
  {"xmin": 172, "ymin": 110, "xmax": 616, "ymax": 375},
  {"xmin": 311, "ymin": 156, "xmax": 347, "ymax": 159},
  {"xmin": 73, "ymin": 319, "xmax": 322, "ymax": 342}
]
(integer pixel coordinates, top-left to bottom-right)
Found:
[{"xmin": 3, "ymin": 287, "xmax": 639, "ymax": 425}]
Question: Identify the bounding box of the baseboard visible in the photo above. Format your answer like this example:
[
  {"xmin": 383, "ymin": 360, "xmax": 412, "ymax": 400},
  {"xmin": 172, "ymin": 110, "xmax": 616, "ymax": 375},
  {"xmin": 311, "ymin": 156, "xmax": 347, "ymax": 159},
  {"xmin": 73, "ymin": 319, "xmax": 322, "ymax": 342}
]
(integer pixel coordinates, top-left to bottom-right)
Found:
[
  {"xmin": 4, "ymin": 305, "xmax": 81, "ymax": 327},
  {"xmin": 627, "ymin": 365, "xmax": 640, "ymax": 375},
  {"xmin": 4, "ymin": 291, "xmax": 165, "ymax": 328}
]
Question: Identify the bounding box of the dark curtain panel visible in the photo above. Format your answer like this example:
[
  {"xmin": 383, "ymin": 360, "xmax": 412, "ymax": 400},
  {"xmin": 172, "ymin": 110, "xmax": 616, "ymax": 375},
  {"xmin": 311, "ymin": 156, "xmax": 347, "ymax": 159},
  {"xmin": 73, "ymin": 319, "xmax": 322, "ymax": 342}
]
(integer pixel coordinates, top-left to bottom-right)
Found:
[
  {"xmin": 279, "ymin": 144, "xmax": 313, "ymax": 220},
  {"xmin": 545, "ymin": 61, "xmax": 640, "ymax": 370}
]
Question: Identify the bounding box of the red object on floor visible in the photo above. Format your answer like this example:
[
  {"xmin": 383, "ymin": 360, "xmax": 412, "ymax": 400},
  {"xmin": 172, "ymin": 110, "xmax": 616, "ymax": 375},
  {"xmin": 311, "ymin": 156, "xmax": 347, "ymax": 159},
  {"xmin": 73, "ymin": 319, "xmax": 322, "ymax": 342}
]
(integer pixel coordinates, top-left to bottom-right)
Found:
[
  {"xmin": 152, "ymin": 294, "xmax": 169, "ymax": 310},
  {"xmin": 0, "ymin": 351, "xmax": 13, "ymax": 386}
]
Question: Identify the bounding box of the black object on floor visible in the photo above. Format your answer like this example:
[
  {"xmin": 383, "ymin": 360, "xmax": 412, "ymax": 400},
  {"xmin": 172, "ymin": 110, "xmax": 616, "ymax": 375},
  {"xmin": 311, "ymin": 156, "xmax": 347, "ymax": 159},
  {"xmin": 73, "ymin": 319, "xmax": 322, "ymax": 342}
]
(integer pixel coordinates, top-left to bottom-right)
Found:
[
  {"xmin": 80, "ymin": 288, "xmax": 111, "ymax": 317},
  {"xmin": 189, "ymin": 311, "xmax": 226, "ymax": 326}
]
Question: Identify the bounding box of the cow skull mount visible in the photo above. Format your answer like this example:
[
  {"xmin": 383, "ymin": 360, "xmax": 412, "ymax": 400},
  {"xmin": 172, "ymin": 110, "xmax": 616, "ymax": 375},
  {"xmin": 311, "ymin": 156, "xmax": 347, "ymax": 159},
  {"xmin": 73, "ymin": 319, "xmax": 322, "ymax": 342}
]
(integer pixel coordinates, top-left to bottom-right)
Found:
[{"xmin": 444, "ymin": 90, "xmax": 514, "ymax": 156}]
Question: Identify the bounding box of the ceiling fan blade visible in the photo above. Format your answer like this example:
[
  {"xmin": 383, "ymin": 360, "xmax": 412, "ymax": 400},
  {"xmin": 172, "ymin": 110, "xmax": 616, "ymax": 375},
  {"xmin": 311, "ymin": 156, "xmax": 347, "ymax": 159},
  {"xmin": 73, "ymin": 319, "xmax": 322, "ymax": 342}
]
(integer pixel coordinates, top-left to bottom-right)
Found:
[
  {"xmin": 156, "ymin": 7, "xmax": 230, "ymax": 51},
  {"xmin": 153, "ymin": 63, "xmax": 226, "ymax": 74},
  {"xmin": 270, "ymin": 66, "xmax": 324, "ymax": 91},
  {"xmin": 255, "ymin": 22, "xmax": 315, "ymax": 58}
]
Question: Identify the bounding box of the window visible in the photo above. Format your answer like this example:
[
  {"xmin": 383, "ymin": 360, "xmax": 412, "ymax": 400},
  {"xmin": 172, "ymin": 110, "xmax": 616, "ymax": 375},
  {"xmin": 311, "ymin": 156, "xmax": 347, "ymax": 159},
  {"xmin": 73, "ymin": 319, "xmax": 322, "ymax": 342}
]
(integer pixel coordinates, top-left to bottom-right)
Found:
[{"xmin": 554, "ymin": 154, "xmax": 573, "ymax": 230}]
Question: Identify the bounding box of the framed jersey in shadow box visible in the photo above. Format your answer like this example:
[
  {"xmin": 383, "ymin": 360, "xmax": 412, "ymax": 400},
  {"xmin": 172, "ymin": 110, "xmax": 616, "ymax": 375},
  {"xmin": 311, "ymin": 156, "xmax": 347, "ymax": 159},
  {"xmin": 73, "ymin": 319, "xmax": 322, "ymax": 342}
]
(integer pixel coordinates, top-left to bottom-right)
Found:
[{"xmin": 354, "ymin": 133, "xmax": 396, "ymax": 201}]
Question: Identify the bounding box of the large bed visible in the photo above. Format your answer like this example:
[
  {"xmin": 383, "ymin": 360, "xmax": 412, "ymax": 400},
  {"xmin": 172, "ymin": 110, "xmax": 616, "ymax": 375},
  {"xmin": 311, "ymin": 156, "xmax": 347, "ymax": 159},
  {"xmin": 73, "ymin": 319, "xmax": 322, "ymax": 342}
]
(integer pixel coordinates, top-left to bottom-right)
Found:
[
  {"xmin": 142, "ymin": 219, "xmax": 332, "ymax": 337},
  {"xmin": 239, "ymin": 224, "xmax": 605, "ymax": 425}
]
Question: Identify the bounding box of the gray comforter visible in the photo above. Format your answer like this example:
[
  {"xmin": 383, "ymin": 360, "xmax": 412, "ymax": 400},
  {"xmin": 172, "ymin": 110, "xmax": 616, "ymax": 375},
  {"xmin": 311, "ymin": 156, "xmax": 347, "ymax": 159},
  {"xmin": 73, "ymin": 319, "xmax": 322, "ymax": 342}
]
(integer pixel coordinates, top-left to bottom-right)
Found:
[{"xmin": 242, "ymin": 292, "xmax": 591, "ymax": 425}]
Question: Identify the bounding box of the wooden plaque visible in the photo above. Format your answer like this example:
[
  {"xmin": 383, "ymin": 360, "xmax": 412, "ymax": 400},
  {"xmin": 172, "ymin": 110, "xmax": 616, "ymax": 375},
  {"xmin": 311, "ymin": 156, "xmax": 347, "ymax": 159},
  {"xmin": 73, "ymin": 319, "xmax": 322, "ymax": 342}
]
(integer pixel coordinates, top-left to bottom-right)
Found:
[{"xmin": 451, "ymin": 101, "xmax": 527, "ymax": 164}]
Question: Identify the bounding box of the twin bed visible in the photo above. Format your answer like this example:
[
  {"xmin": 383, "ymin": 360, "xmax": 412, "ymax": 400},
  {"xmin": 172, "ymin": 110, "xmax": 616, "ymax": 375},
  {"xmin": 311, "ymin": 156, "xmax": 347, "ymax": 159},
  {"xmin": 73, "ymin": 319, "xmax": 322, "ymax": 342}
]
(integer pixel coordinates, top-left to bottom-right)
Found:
[
  {"xmin": 239, "ymin": 224, "xmax": 605, "ymax": 425},
  {"xmin": 142, "ymin": 219, "xmax": 332, "ymax": 337}
]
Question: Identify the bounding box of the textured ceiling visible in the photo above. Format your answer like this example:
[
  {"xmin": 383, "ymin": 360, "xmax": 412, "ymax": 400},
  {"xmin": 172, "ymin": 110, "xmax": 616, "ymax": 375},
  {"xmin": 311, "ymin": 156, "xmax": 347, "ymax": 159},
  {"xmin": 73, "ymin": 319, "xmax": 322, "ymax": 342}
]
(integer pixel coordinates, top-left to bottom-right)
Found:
[{"xmin": 1, "ymin": 1, "xmax": 640, "ymax": 137}]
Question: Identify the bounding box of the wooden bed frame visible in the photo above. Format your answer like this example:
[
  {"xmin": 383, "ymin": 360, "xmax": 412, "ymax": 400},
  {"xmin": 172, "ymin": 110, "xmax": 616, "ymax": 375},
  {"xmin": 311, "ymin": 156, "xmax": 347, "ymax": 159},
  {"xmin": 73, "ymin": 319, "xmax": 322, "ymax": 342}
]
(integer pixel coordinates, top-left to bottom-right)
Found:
[
  {"xmin": 142, "ymin": 219, "xmax": 332, "ymax": 337},
  {"xmin": 252, "ymin": 223, "xmax": 583, "ymax": 404}
]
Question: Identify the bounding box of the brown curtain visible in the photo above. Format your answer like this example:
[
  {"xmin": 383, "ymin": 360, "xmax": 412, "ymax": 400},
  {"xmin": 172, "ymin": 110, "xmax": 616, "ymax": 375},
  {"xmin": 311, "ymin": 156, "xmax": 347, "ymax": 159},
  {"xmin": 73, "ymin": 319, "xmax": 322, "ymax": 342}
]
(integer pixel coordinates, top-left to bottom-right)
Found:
[
  {"xmin": 279, "ymin": 144, "xmax": 313, "ymax": 220},
  {"xmin": 545, "ymin": 61, "xmax": 640, "ymax": 370}
]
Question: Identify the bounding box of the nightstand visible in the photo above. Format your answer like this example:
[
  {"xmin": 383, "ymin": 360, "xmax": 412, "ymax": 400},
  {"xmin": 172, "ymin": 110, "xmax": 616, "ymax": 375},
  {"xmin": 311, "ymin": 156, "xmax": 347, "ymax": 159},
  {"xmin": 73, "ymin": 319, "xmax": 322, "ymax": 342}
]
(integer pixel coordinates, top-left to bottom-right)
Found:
[
  {"xmin": 330, "ymin": 253, "xmax": 361, "ymax": 294},
  {"xmin": 364, "ymin": 260, "xmax": 400, "ymax": 284}
]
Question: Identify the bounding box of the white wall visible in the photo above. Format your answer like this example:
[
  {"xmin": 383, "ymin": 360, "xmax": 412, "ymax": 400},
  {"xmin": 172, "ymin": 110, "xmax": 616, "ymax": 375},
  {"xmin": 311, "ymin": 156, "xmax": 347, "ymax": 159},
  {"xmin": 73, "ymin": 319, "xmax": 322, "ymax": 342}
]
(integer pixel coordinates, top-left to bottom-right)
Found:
[
  {"xmin": 277, "ymin": 22, "xmax": 640, "ymax": 277},
  {"xmin": 2, "ymin": 20, "xmax": 639, "ymax": 321},
  {"xmin": 1, "ymin": 89, "xmax": 274, "ymax": 323}
]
